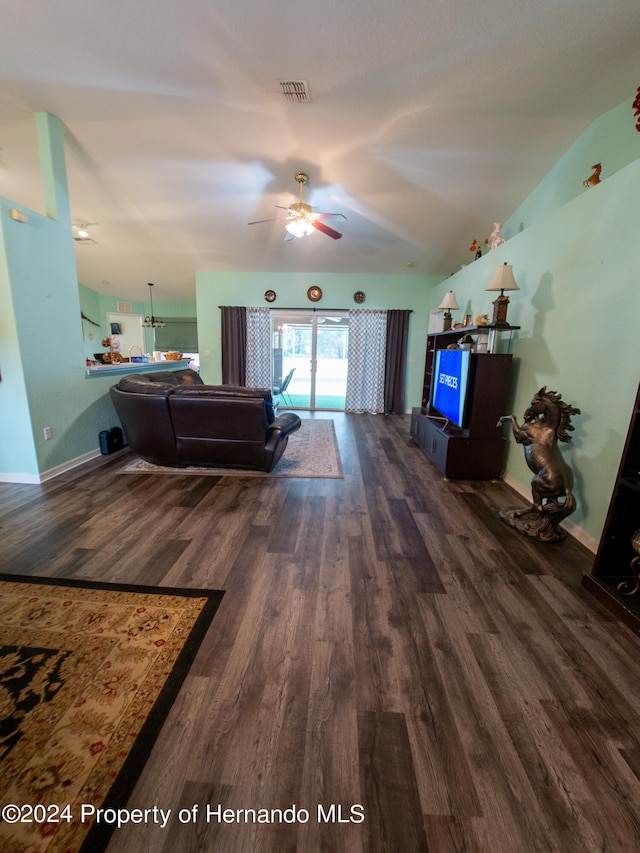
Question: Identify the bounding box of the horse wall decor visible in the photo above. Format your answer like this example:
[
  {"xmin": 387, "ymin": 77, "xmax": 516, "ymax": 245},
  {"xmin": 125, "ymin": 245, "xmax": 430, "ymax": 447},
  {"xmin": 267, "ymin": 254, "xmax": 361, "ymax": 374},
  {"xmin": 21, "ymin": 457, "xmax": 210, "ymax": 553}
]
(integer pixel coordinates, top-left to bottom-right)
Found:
[
  {"xmin": 497, "ymin": 386, "xmax": 581, "ymax": 543},
  {"xmin": 582, "ymin": 163, "xmax": 602, "ymax": 188}
]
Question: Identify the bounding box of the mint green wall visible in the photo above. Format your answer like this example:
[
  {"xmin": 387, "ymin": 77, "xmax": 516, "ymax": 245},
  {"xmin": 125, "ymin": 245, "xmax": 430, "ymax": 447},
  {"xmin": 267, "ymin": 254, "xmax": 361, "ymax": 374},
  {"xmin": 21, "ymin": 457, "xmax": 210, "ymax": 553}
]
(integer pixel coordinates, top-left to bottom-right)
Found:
[
  {"xmin": 78, "ymin": 284, "xmax": 105, "ymax": 360},
  {"xmin": 0, "ymin": 114, "xmax": 122, "ymax": 480},
  {"xmin": 195, "ymin": 271, "xmax": 445, "ymax": 407},
  {"xmin": 0, "ymin": 202, "xmax": 39, "ymax": 474},
  {"xmin": 431, "ymin": 154, "xmax": 640, "ymax": 546},
  {"xmin": 503, "ymin": 97, "xmax": 639, "ymax": 238}
]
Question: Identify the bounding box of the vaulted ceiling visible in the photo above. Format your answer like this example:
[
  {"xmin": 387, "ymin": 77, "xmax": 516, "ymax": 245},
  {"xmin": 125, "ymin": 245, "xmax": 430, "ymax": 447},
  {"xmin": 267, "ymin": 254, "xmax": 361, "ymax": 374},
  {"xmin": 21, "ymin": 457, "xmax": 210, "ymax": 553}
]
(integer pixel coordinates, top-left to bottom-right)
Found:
[{"xmin": 0, "ymin": 0, "xmax": 638, "ymax": 302}]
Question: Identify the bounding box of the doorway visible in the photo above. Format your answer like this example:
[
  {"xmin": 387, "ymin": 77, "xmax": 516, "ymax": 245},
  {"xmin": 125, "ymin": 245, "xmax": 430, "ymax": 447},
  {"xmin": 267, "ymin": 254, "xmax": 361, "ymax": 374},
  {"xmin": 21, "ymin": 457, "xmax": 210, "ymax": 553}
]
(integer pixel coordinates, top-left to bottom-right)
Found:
[
  {"xmin": 106, "ymin": 312, "xmax": 145, "ymax": 358},
  {"xmin": 271, "ymin": 311, "xmax": 348, "ymax": 410}
]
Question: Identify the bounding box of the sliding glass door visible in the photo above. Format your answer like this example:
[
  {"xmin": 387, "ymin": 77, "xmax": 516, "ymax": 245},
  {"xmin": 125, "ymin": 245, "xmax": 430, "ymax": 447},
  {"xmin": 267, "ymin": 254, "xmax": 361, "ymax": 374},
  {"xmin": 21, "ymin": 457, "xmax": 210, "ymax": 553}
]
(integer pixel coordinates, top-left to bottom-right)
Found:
[{"xmin": 271, "ymin": 311, "xmax": 348, "ymax": 410}]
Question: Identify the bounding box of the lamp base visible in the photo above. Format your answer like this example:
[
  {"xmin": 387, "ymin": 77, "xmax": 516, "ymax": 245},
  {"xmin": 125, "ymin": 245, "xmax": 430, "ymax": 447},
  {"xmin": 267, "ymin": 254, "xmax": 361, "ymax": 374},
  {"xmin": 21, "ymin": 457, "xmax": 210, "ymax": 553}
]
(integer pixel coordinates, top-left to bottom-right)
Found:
[
  {"xmin": 490, "ymin": 292, "xmax": 510, "ymax": 326},
  {"xmin": 442, "ymin": 310, "xmax": 452, "ymax": 331}
]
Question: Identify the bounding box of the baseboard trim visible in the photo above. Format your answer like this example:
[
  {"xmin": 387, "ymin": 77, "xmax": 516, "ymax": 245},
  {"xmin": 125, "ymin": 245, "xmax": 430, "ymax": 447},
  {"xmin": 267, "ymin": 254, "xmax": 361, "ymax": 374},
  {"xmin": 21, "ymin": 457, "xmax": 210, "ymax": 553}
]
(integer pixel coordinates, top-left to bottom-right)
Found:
[
  {"xmin": 502, "ymin": 474, "xmax": 598, "ymax": 554},
  {"xmin": 0, "ymin": 472, "xmax": 42, "ymax": 485},
  {"xmin": 40, "ymin": 449, "xmax": 104, "ymax": 482},
  {"xmin": 0, "ymin": 448, "xmax": 103, "ymax": 485}
]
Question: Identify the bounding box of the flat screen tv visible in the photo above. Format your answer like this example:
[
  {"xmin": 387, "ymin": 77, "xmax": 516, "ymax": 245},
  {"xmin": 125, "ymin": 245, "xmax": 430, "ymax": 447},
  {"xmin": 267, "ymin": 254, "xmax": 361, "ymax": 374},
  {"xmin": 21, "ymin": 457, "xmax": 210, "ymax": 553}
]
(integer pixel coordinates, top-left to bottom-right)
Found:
[{"xmin": 430, "ymin": 349, "xmax": 471, "ymax": 428}]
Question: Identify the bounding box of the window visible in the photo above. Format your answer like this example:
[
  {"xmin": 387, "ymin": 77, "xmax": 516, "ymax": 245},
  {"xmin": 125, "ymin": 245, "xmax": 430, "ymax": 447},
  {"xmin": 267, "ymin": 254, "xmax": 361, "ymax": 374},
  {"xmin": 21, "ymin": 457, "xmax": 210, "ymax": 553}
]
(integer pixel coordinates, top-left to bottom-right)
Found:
[{"xmin": 153, "ymin": 318, "xmax": 198, "ymax": 352}]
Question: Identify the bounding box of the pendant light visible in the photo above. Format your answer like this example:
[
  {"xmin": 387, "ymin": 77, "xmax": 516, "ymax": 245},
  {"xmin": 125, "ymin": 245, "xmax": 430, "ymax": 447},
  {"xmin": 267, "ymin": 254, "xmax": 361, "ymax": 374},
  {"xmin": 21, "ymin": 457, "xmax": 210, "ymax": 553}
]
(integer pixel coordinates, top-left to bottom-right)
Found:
[{"xmin": 142, "ymin": 282, "xmax": 165, "ymax": 328}]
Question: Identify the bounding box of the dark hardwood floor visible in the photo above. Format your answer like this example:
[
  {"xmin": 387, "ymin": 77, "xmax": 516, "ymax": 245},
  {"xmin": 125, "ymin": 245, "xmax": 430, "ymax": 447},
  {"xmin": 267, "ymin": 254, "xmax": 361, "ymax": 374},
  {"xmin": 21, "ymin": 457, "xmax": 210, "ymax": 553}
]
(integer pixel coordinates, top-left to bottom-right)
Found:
[{"xmin": 2, "ymin": 413, "xmax": 640, "ymax": 852}]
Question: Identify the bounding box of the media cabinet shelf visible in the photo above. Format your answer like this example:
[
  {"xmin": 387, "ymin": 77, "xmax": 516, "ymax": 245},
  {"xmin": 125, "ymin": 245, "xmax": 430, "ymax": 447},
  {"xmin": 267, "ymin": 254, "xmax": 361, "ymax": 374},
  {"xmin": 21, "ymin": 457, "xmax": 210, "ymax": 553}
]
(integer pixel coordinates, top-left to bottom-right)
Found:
[
  {"xmin": 420, "ymin": 324, "xmax": 520, "ymax": 408},
  {"xmin": 411, "ymin": 324, "xmax": 517, "ymax": 479},
  {"xmin": 582, "ymin": 381, "xmax": 640, "ymax": 634}
]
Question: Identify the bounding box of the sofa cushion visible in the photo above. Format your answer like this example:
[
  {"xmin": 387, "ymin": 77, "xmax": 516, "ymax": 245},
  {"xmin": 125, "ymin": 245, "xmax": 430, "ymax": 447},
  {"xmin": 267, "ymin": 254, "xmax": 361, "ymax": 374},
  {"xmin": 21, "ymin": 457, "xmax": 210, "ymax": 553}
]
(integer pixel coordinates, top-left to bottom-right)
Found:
[
  {"xmin": 116, "ymin": 374, "xmax": 176, "ymax": 396},
  {"xmin": 173, "ymin": 385, "xmax": 276, "ymax": 423},
  {"xmin": 143, "ymin": 368, "xmax": 203, "ymax": 385},
  {"xmin": 116, "ymin": 368, "xmax": 203, "ymax": 396}
]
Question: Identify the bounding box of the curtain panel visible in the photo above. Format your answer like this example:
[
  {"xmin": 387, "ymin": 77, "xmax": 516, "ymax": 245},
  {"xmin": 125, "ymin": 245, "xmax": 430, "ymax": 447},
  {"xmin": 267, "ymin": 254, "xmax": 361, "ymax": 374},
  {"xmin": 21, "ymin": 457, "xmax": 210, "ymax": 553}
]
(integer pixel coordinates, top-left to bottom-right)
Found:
[
  {"xmin": 345, "ymin": 309, "xmax": 387, "ymax": 414},
  {"xmin": 246, "ymin": 307, "xmax": 271, "ymax": 389},
  {"xmin": 384, "ymin": 309, "xmax": 411, "ymax": 414},
  {"xmin": 220, "ymin": 306, "xmax": 246, "ymax": 386}
]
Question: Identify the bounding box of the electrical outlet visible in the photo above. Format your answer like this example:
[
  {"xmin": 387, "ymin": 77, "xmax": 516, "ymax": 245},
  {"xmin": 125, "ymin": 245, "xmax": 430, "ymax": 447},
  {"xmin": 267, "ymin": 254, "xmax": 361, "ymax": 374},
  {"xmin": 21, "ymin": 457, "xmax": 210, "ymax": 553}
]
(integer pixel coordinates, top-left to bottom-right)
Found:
[{"xmin": 43, "ymin": 427, "xmax": 53, "ymax": 440}]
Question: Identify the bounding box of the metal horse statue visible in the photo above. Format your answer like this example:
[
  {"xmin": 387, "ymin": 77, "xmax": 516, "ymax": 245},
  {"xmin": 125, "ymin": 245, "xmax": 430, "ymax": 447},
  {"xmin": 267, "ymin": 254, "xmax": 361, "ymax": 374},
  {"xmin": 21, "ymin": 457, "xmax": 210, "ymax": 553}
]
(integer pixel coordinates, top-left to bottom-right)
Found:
[{"xmin": 497, "ymin": 387, "xmax": 580, "ymax": 543}]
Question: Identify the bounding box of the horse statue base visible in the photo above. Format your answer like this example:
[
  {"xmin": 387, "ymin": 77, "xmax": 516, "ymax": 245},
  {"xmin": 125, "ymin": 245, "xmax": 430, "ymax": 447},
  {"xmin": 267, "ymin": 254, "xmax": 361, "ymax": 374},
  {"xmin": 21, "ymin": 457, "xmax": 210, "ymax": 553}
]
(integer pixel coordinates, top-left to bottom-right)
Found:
[
  {"xmin": 497, "ymin": 386, "xmax": 580, "ymax": 544},
  {"xmin": 499, "ymin": 506, "xmax": 568, "ymax": 543}
]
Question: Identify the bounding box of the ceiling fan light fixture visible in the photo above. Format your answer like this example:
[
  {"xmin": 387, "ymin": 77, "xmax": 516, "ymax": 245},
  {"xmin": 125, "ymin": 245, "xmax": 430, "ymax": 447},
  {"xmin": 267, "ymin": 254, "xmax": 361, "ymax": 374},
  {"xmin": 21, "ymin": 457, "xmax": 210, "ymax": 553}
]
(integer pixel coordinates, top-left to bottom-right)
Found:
[
  {"xmin": 248, "ymin": 170, "xmax": 344, "ymax": 241},
  {"xmin": 72, "ymin": 223, "xmax": 98, "ymax": 244},
  {"xmin": 285, "ymin": 218, "xmax": 314, "ymax": 238}
]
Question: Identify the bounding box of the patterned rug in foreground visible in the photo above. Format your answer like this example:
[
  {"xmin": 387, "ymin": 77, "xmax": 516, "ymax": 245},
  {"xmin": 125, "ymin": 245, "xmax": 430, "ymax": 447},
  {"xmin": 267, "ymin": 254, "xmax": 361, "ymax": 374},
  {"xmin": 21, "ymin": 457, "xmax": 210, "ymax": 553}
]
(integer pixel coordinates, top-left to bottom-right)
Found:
[
  {"xmin": 121, "ymin": 417, "xmax": 344, "ymax": 479},
  {"xmin": 0, "ymin": 574, "xmax": 223, "ymax": 853}
]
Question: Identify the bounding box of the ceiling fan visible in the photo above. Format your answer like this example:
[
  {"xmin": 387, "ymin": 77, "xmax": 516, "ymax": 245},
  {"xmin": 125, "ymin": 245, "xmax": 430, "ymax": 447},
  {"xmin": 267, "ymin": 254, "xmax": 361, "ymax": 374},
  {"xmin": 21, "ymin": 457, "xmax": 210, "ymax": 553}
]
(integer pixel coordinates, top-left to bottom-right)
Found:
[
  {"xmin": 72, "ymin": 222, "xmax": 98, "ymax": 244},
  {"xmin": 249, "ymin": 171, "xmax": 346, "ymax": 240}
]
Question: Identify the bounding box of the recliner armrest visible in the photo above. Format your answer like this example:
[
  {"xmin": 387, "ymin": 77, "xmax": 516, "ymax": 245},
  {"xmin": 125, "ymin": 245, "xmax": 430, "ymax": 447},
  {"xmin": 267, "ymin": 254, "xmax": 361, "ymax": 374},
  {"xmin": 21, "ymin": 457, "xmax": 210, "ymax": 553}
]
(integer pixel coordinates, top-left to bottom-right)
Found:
[
  {"xmin": 263, "ymin": 412, "xmax": 302, "ymax": 472},
  {"xmin": 267, "ymin": 412, "xmax": 302, "ymax": 436}
]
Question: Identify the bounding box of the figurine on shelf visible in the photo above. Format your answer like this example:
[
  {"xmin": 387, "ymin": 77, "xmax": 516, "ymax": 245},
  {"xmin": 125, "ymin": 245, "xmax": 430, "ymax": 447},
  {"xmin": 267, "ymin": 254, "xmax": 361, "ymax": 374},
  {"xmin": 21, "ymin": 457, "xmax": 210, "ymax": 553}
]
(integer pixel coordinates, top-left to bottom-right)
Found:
[
  {"xmin": 101, "ymin": 335, "xmax": 122, "ymax": 363},
  {"xmin": 469, "ymin": 239, "xmax": 483, "ymax": 260},
  {"xmin": 486, "ymin": 222, "xmax": 505, "ymax": 251},
  {"xmin": 496, "ymin": 386, "xmax": 581, "ymax": 543},
  {"xmin": 582, "ymin": 163, "xmax": 601, "ymax": 188}
]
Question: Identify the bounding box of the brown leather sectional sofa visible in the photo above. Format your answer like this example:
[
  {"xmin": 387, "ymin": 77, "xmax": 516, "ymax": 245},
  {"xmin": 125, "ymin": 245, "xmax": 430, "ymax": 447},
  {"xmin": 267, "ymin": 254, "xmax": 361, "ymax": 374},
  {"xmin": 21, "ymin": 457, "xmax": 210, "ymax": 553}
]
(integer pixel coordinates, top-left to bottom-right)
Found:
[{"xmin": 110, "ymin": 368, "xmax": 301, "ymax": 472}]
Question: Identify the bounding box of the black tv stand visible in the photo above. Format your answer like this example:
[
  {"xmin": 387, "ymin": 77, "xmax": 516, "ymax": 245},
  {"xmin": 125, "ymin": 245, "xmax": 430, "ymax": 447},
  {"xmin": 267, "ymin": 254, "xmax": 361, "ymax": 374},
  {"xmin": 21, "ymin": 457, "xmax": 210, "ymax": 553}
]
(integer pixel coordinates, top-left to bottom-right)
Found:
[
  {"xmin": 423, "ymin": 413, "xmax": 456, "ymax": 432},
  {"xmin": 410, "ymin": 326, "xmax": 517, "ymax": 479}
]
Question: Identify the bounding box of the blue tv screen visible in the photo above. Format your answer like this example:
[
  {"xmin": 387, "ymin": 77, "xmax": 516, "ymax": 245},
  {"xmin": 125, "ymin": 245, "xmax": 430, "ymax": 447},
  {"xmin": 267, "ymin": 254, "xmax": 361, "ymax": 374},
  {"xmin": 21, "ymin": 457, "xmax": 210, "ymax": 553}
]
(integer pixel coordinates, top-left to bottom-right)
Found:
[{"xmin": 431, "ymin": 349, "xmax": 471, "ymax": 428}]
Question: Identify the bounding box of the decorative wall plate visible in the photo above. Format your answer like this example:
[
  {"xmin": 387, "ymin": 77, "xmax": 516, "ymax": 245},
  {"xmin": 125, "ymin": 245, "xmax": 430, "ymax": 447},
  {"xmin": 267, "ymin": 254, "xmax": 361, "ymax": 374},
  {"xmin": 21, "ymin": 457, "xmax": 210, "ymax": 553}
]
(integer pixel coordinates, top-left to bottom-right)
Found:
[
  {"xmin": 307, "ymin": 286, "xmax": 322, "ymax": 302},
  {"xmin": 353, "ymin": 290, "xmax": 366, "ymax": 304},
  {"xmin": 264, "ymin": 290, "xmax": 276, "ymax": 303}
]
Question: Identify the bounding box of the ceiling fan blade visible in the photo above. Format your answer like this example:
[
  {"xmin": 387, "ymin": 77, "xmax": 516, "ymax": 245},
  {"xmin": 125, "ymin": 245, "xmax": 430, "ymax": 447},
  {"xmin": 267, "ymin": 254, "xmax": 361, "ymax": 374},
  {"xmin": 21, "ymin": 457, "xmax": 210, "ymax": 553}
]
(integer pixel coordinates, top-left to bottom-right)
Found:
[
  {"xmin": 248, "ymin": 216, "xmax": 291, "ymax": 225},
  {"xmin": 313, "ymin": 212, "xmax": 347, "ymax": 222},
  {"xmin": 312, "ymin": 220, "xmax": 343, "ymax": 240}
]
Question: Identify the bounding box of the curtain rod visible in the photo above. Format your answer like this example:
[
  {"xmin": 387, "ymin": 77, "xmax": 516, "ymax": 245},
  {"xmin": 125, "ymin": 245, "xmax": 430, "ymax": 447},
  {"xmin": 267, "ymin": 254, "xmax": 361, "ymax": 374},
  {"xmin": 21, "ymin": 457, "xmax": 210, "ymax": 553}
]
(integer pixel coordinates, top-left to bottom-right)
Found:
[{"xmin": 218, "ymin": 306, "xmax": 413, "ymax": 312}]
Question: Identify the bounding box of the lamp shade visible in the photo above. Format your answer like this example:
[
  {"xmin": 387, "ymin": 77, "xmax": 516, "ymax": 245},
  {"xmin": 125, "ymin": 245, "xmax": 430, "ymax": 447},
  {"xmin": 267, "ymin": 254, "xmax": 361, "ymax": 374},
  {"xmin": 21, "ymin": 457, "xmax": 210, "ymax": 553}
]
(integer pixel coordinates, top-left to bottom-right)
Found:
[
  {"xmin": 438, "ymin": 290, "xmax": 459, "ymax": 310},
  {"xmin": 486, "ymin": 263, "xmax": 519, "ymax": 293}
]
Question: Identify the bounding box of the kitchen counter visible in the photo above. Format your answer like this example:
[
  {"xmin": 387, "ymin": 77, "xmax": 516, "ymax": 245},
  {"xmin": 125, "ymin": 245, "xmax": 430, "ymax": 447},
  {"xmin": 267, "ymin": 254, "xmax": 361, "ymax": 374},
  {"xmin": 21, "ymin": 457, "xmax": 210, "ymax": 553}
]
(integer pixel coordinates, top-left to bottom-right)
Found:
[{"xmin": 85, "ymin": 359, "xmax": 189, "ymax": 377}]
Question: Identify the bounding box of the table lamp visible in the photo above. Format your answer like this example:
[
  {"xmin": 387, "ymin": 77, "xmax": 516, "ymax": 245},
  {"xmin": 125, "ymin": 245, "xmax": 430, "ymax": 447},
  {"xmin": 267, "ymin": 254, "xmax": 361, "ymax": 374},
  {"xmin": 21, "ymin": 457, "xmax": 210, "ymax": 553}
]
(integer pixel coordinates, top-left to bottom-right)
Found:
[
  {"xmin": 485, "ymin": 263, "xmax": 519, "ymax": 326},
  {"xmin": 438, "ymin": 291, "xmax": 459, "ymax": 331}
]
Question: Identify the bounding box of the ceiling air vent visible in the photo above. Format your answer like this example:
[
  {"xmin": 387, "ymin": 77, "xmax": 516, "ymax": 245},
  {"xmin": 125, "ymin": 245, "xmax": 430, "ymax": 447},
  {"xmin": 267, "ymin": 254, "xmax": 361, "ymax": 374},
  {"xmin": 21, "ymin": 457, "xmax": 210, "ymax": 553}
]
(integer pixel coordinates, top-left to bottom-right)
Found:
[
  {"xmin": 279, "ymin": 80, "xmax": 311, "ymax": 103},
  {"xmin": 117, "ymin": 301, "xmax": 133, "ymax": 313}
]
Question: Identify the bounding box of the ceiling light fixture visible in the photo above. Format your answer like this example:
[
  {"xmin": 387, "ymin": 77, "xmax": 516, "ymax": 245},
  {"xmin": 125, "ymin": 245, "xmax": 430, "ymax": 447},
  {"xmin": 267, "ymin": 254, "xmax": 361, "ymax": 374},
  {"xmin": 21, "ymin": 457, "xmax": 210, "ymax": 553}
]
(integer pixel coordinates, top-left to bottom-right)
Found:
[
  {"xmin": 141, "ymin": 282, "xmax": 165, "ymax": 328},
  {"xmin": 285, "ymin": 218, "xmax": 315, "ymax": 238},
  {"xmin": 72, "ymin": 223, "xmax": 98, "ymax": 244}
]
